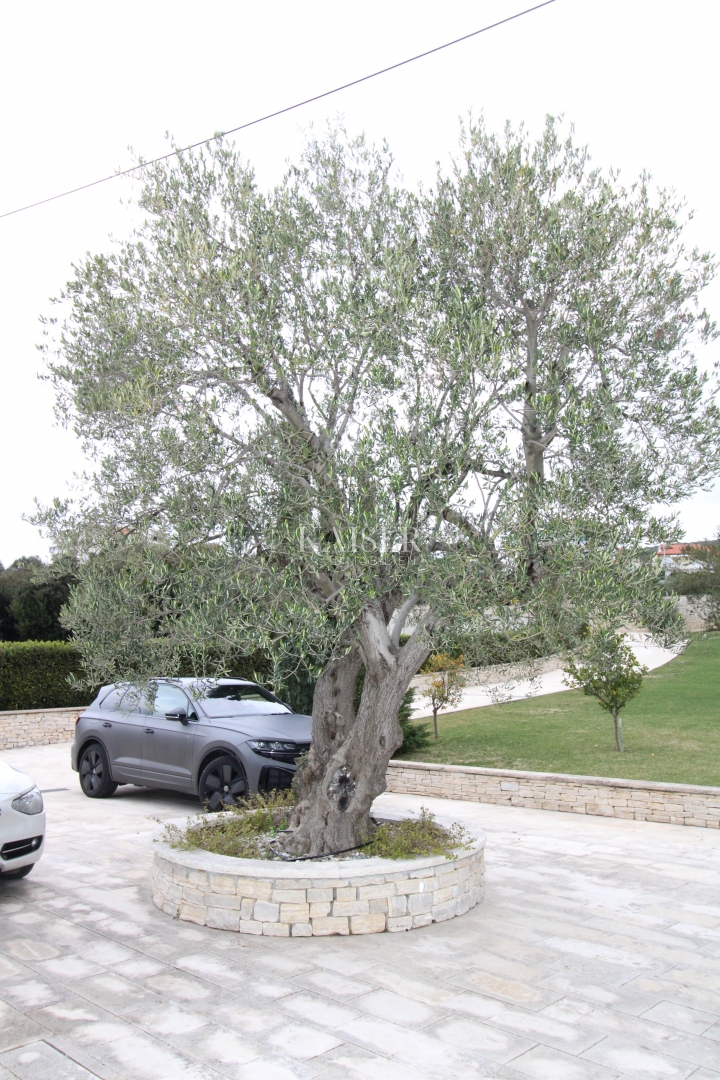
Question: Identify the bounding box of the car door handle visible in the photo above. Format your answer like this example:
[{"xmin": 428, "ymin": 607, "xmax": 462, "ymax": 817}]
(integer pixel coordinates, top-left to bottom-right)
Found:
[
  {"xmin": 144, "ymin": 728, "xmax": 155, "ymax": 734},
  {"xmin": 102, "ymin": 722, "xmax": 112, "ymax": 728}
]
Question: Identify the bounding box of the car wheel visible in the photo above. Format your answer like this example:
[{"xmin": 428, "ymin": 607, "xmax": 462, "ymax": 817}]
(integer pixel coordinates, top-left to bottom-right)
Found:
[
  {"xmin": 199, "ymin": 755, "xmax": 248, "ymax": 811},
  {"xmin": 79, "ymin": 743, "xmax": 118, "ymax": 798},
  {"xmin": 1, "ymin": 864, "xmax": 33, "ymax": 880}
]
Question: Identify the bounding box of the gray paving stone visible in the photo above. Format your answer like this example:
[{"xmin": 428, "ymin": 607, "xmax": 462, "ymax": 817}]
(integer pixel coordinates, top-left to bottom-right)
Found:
[
  {"xmin": 0, "ymin": 977, "xmax": 72, "ymax": 1011},
  {"xmin": 510, "ymin": 1044, "xmax": 620, "ymax": 1080},
  {"xmin": 28, "ymin": 1002, "xmax": 136, "ymax": 1061},
  {"xmin": 640, "ymin": 1000, "xmax": 720, "ymax": 1035},
  {"xmin": 0, "ymin": 1040, "xmax": 102, "ymax": 1080},
  {"xmin": 266, "ymin": 1022, "xmax": 343, "ymax": 1060},
  {"xmin": 0, "ymin": 1000, "xmax": 48, "ymax": 1054},
  {"xmin": 337, "ymin": 1013, "xmax": 454, "ymax": 1066},
  {"xmin": 279, "ymin": 992, "xmax": 359, "ymax": 1029},
  {"xmin": 485, "ymin": 1004, "xmax": 605, "ymax": 1055},
  {"xmin": 431, "ymin": 1014, "xmax": 535, "ymax": 1064},
  {"xmin": 353, "ymin": 988, "xmax": 446, "ymax": 1028},
  {"xmin": 581, "ymin": 1035, "xmax": 698, "ymax": 1079},
  {"xmin": 88, "ymin": 1030, "xmax": 226, "ymax": 1079},
  {"xmin": 288, "ymin": 969, "xmax": 373, "ymax": 1000}
]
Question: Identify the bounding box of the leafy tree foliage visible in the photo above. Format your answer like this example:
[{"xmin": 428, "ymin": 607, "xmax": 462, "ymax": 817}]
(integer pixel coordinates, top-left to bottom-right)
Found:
[
  {"xmin": 564, "ymin": 630, "xmax": 649, "ymax": 751},
  {"xmin": 0, "ymin": 557, "xmax": 73, "ymax": 642},
  {"xmin": 429, "ymin": 116, "xmax": 719, "ymax": 564},
  {"xmin": 664, "ymin": 541, "xmax": 720, "ymax": 630},
  {"xmin": 37, "ymin": 121, "xmax": 715, "ymax": 853}
]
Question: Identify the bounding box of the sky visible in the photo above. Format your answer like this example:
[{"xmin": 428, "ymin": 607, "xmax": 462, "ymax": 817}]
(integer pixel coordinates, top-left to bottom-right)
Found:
[{"xmin": 1, "ymin": 0, "xmax": 719, "ymax": 567}]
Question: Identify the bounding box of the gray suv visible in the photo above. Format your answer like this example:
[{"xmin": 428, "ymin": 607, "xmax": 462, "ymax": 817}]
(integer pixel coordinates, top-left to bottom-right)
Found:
[{"xmin": 71, "ymin": 678, "xmax": 312, "ymax": 809}]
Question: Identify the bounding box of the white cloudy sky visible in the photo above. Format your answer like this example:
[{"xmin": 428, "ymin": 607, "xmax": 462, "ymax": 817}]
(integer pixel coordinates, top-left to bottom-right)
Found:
[{"xmin": 1, "ymin": 0, "xmax": 718, "ymax": 567}]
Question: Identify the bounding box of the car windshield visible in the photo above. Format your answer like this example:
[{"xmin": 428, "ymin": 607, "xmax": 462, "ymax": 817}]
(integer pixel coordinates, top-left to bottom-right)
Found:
[
  {"xmin": 193, "ymin": 682, "xmax": 293, "ymax": 716},
  {"xmin": 206, "ymin": 684, "xmax": 280, "ymax": 703}
]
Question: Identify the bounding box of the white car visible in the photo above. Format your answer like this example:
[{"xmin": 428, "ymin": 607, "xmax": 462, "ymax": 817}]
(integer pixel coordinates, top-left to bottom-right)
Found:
[{"xmin": 0, "ymin": 761, "xmax": 45, "ymax": 880}]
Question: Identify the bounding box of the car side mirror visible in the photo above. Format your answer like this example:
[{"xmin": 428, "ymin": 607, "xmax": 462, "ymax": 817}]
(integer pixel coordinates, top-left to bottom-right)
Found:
[{"xmin": 165, "ymin": 708, "xmax": 188, "ymax": 725}]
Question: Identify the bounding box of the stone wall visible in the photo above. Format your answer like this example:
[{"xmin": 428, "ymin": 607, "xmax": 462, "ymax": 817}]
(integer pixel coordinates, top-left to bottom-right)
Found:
[
  {"xmin": 153, "ymin": 826, "xmax": 486, "ymax": 936},
  {"xmin": 386, "ymin": 760, "xmax": 720, "ymax": 828},
  {"xmin": 0, "ymin": 706, "xmax": 83, "ymax": 751},
  {"xmin": 410, "ymin": 654, "xmax": 561, "ymax": 694},
  {"xmin": 676, "ymin": 594, "xmax": 714, "ymax": 632}
]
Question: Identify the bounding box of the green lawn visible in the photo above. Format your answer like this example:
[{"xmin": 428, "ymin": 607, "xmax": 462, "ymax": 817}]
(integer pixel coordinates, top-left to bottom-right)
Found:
[{"xmin": 398, "ymin": 632, "xmax": 720, "ymax": 786}]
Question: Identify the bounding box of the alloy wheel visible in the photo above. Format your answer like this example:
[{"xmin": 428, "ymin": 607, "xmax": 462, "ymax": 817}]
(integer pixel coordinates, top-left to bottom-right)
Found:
[
  {"xmin": 80, "ymin": 748, "xmax": 104, "ymax": 794},
  {"xmin": 78, "ymin": 743, "xmax": 118, "ymax": 798},
  {"xmin": 200, "ymin": 757, "xmax": 247, "ymax": 811}
]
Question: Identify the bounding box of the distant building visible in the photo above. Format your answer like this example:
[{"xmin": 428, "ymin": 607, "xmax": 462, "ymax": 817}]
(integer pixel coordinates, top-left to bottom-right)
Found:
[{"xmin": 655, "ymin": 542, "xmax": 712, "ymax": 574}]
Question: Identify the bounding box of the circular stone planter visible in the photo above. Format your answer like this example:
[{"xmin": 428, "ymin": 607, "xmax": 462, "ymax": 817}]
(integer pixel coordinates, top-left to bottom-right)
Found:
[{"xmin": 152, "ymin": 819, "xmax": 486, "ymax": 937}]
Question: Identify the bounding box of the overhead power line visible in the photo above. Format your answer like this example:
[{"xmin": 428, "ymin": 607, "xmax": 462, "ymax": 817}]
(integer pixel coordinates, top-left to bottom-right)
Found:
[{"xmin": 1, "ymin": 0, "xmax": 557, "ymax": 221}]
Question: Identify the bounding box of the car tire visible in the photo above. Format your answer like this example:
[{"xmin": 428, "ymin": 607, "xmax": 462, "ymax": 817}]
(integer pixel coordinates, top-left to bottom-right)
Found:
[
  {"xmin": 1, "ymin": 864, "xmax": 34, "ymax": 880},
  {"xmin": 79, "ymin": 742, "xmax": 118, "ymax": 799},
  {"xmin": 199, "ymin": 755, "xmax": 248, "ymax": 811}
]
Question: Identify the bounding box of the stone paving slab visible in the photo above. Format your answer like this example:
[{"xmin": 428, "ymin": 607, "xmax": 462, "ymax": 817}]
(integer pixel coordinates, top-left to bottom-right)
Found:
[{"xmin": 1, "ymin": 744, "xmax": 720, "ymax": 1080}]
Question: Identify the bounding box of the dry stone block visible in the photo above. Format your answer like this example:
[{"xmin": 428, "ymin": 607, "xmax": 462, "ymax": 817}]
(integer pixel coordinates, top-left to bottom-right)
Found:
[
  {"xmin": 387, "ymin": 915, "xmax": 413, "ymax": 932},
  {"xmin": 280, "ymin": 903, "xmax": 310, "ymax": 924},
  {"xmin": 262, "ymin": 922, "xmax": 290, "ymax": 937},
  {"xmin": 350, "ymin": 913, "xmax": 386, "ymax": 934},
  {"xmin": 312, "ymin": 917, "xmax": 350, "ymax": 936},
  {"xmin": 254, "ymin": 900, "xmax": 279, "ymax": 922}
]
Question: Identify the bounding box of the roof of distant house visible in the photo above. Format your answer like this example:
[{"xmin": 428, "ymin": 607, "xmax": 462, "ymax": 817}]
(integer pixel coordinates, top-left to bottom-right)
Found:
[{"xmin": 655, "ymin": 542, "xmax": 713, "ymax": 556}]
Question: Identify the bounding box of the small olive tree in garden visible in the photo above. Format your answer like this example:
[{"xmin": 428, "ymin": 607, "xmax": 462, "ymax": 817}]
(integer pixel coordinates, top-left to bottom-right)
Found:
[
  {"xmin": 564, "ymin": 632, "xmax": 648, "ymax": 752},
  {"xmin": 422, "ymin": 654, "xmax": 467, "ymax": 739}
]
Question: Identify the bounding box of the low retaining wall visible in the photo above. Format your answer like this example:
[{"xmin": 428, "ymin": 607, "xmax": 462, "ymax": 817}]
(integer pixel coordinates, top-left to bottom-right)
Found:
[
  {"xmin": 0, "ymin": 706, "xmax": 84, "ymax": 750},
  {"xmin": 386, "ymin": 760, "xmax": 720, "ymax": 828},
  {"xmin": 410, "ymin": 654, "xmax": 561, "ymax": 694},
  {"xmin": 153, "ymin": 823, "xmax": 485, "ymax": 937}
]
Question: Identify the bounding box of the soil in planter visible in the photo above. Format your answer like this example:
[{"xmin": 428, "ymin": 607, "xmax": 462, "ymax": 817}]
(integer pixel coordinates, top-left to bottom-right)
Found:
[{"xmin": 161, "ymin": 792, "xmax": 470, "ymax": 861}]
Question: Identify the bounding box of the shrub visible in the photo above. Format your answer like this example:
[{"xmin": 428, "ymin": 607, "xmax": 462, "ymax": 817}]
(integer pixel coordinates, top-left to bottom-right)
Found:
[
  {"xmin": 395, "ymin": 688, "xmax": 432, "ymax": 753},
  {"xmin": 362, "ymin": 809, "xmax": 471, "ymax": 859},
  {"xmin": 163, "ymin": 790, "xmax": 296, "ymax": 859},
  {"xmin": 0, "ymin": 641, "xmax": 91, "ymax": 711}
]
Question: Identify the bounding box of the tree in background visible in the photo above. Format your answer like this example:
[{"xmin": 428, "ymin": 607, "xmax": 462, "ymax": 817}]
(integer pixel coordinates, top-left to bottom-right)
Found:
[
  {"xmin": 37, "ymin": 122, "xmax": 713, "ymax": 855},
  {"xmin": 0, "ymin": 557, "xmax": 74, "ymax": 641},
  {"xmin": 421, "ymin": 654, "xmax": 467, "ymax": 739},
  {"xmin": 664, "ymin": 540, "xmax": 720, "ymax": 630},
  {"xmin": 564, "ymin": 631, "xmax": 649, "ymax": 751}
]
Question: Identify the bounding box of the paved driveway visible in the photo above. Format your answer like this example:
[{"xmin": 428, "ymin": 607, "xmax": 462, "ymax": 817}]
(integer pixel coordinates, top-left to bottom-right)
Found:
[{"xmin": 1, "ymin": 744, "xmax": 720, "ymax": 1080}]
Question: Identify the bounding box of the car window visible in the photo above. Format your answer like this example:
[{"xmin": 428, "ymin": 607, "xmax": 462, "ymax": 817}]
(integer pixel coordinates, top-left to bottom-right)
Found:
[
  {"xmin": 119, "ymin": 687, "xmax": 151, "ymax": 715},
  {"xmin": 150, "ymin": 683, "xmax": 190, "ymax": 717},
  {"xmin": 99, "ymin": 687, "xmax": 124, "ymax": 711}
]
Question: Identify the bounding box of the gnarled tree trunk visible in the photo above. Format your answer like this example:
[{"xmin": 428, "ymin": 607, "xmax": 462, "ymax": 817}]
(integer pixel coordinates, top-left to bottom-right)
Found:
[{"xmin": 281, "ymin": 601, "xmax": 432, "ymax": 856}]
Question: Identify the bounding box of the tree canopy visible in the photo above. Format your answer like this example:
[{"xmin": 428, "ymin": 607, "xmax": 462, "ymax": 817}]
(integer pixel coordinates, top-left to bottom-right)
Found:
[{"xmin": 38, "ymin": 119, "xmax": 717, "ymax": 852}]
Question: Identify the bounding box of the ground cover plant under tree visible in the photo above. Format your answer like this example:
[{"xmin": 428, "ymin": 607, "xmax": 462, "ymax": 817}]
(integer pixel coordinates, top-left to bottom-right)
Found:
[
  {"xmin": 39, "ymin": 120, "xmax": 718, "ymax": 854},
  {"xmin": 163, "ymin": 791, "xmax": 468, "ymax": 861}
]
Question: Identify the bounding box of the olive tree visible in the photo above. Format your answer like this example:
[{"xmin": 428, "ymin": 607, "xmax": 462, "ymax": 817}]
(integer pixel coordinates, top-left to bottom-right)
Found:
[
  {"xmin": 39, "ymin": 124, "xmax": 714, "ymax": 855},
  {"xmin": 564, "ymin": 630, "xmax": 649, "ymax": 751}
]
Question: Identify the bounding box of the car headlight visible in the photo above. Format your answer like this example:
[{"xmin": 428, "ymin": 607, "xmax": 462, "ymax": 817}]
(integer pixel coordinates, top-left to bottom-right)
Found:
[
  {"xmin": 12, "ymin": 788, "xmax": 44, "ymax": 815},
  {"xmin": 247, "ymin": 740, "xmax": 300, "ymax": 756}
]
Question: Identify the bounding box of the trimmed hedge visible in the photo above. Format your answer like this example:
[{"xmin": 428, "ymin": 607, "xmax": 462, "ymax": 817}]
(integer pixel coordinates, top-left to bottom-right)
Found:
[{"xmin": 0, "ymin": 641, "xmax": 90, "ymax": 712}]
